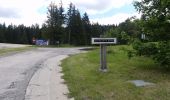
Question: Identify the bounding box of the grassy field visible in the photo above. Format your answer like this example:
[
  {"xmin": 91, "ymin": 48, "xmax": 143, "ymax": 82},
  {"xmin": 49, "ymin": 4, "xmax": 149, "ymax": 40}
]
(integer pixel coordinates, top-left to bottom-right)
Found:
[
  {"xmin": 0, "ymin": 46, "xmax": 33, "ymax": 56},
  {"xmin": 61, "ymin": 45, "xmax": 170, "ymax": 100}
]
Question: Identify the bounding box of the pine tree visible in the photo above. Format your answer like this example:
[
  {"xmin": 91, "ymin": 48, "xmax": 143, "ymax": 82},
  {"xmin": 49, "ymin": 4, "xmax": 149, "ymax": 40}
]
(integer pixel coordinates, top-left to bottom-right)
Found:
[
  {"xmin": 82, "ymin": 12, "xmax": 91, "ymax": 45},
  {"xmin": 45, "ymin": 2, "xmax": 65, "ymax": 45},
  {"xmin": 0, "ymin": 23, "xmax": 6, "ymax": 42},
  {"xmin": 66, "ymin": 3, "xmax": 75, "ymax": 44}
]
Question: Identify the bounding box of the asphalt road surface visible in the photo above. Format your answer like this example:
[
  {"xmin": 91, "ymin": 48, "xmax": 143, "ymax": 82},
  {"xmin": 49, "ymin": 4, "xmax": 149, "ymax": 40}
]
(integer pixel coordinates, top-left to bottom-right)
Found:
[{"xmin": 0, "ymin": 47, "xmax": 86, "ymax": 100}]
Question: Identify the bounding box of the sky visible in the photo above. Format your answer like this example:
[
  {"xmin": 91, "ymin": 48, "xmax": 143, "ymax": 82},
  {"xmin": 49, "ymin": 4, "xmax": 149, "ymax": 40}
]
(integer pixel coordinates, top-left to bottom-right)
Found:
[{"xmin": 0, "ymin": 0, "xmax": 141, "ymax": 26}]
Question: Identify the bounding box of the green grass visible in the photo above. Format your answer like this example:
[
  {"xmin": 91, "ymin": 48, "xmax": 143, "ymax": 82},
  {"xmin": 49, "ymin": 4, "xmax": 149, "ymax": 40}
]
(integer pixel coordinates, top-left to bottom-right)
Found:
[
  {"xmin": 0, "ymin": 46, "xmax": 34, "ymax": 56},
  {"xmin": 61, "ymin": 45, "xmax": 170, "ymax": 100}
]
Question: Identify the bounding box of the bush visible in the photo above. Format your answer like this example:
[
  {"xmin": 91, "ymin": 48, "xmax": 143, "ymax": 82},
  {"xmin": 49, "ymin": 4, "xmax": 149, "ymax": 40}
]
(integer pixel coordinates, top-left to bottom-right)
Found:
[
  {"xmin": 131, "ymin": 40, "xmax": 170, "ymax": 67},
  {"xmin": 132, "ymin": 39, "xmax": 158, "ymax": 56},
  {"xmin": 154, "ymin": 41, "xmax": 170, "ymax": 67}
]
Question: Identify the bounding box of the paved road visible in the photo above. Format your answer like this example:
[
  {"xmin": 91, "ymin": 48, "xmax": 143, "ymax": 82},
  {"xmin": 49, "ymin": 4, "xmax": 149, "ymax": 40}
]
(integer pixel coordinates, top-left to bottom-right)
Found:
[{"xmin": 0, "ymin": 47, "xmax": 85, "ymax": 100}]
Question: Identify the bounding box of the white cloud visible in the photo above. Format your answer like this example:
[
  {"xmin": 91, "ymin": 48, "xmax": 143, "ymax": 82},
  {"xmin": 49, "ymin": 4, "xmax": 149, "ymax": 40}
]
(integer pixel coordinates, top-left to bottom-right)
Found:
[
  {"xmin": 0, "ymin": 0, "xmax": 49, "ymax": 26},
  {"xmin": 0, "ymin": 0, "xmax": 141, "ymax": 26},
  {"xmin": 0, "ymin": 6, "xmax": 20, "ymax": 18},
  {"xmin": 57, "ymin": 0, "xmax": 142, "ymax": 15},
  {"xmin": 91, "ymin": 12, "xmax": 141, "ymax": 25},
  {"xmin": 72, "ymin": 0, "xmax": 135, "ymax": 15}
]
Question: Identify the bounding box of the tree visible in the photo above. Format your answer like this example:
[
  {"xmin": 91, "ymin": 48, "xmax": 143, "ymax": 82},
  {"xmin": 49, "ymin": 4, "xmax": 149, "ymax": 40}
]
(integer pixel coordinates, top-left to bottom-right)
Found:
[
  {"xmin": 58, "ymin": 1, "xmax": 66, "ymax": 44},
  {"xmin": 45, "ymin": 2, "xmax": 65, "ymax": 44},
  {"xmin": 133, "ymin": 0, "xmax": 170, "ymax": 67},
  {"xmin": 66, "ymin": 3, "xmax": 85, "ymax": 45},
  {"xmin": 46, "ymin": 2, "xmax": 59, "ymax": 44},
  {"xmin": 91, "ymin": 23, "xmax": 102, "ymax": 38},
  {"xmin": 17, "ymin": 25, "xmax": 29, "ymax": 44},
  {"xmin": 65, "ymin": 3, "xmax": 71, "ymax": 44},
  {"xmin": 82, "ymin": 12, "xmax": 91, "ymax": 45},
  {"xmin": 104, "ymin": 18, "xmax": 141, "ymax": 44},
  {"xmin": 134, "ymin": 0, "xmax": 170, "ymax": 41},
  {"xmin": 0, "ymin": 23, "xmax": 6, "ymax": 42}
]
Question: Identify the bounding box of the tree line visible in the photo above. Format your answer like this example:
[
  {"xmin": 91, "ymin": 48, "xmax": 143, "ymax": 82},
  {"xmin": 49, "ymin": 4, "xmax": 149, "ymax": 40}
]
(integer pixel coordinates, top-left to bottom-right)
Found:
[
  {"xmin": 0, "ymin": 2, "xmax": 114, "ymax": 45},
  {"xmin": 0, "ymin": 23, "xmax": 41, "ymax": 44}
]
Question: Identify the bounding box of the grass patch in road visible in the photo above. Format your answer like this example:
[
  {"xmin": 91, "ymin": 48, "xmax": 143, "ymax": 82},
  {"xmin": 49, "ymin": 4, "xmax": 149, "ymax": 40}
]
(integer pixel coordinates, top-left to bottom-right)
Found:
[
  {"xmin": 0, "ymin": 46, "xmax": 34, "ymax": 56},
  {"xmin": 61, "ymin": 45, "xmax": 170, "ymax": 100}
]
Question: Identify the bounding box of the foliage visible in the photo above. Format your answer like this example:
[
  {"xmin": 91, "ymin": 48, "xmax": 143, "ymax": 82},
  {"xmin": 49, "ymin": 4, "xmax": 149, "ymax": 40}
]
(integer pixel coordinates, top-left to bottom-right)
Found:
[
  {"xmin": 132, "ymin": 40, "xmax": 157, "ymax": 56},
  {"xmin": 131, "ymin": 40, "xmax": 170, "ymax": 67},
  {"xmin": 154, "ymin": 41, "xmax": 170, "ymax": 67},
  {"xmin": 0, "ymin": 23, "xmax": 41, "ymax": 44},
  {"xmin": 104, "ymin": 18, "xmax": 142, "ymax": 44},
  {"xmin": 134, "ymin": 0, "xmax": 170, "ymax": 41},
  {"xmin": 82, "ymin": 12, "xmax": 91, "ymax": 45},
  {"xmin": 132, "ymin": 0, "xmax": 170, "ymax": 67},
  {"xmin": 42, "ymin": 2, "xmax": 65, "ymax": 45},
  {"xmin": 66, "ymin": 3, "xmax": 84, "ymax": 45}
]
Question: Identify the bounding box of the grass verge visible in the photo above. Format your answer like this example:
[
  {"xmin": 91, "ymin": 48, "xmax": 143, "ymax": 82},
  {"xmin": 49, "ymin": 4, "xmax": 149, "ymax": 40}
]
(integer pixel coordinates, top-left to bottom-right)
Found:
[
  {"xmin": 0, "ymin": 46, "xmax": 34, "ymax": 56},
  {"xmin": 61, "ymin": 45, "xmax": 170, "ymax": 100}
]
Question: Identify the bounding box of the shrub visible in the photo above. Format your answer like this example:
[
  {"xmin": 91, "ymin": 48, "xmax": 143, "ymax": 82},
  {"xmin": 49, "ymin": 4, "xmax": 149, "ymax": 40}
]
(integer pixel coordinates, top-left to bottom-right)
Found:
[
  {"xmin": 131, "ymin": 39, "xmax": 170, "ymax": 67},
  {"xmin": 154, "ymin": 41, "xmax": 170, "ymax": 67}
]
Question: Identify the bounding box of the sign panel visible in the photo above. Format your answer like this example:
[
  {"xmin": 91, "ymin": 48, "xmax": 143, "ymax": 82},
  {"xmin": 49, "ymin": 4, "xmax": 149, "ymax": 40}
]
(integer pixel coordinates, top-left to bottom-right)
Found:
[
  {"xmin": 91, "ymin": 38, "xmax": 117, "ymax": 44},
  {"xmin": 35, "ymin": 40, "xmax": 49, "ymax": 46}
]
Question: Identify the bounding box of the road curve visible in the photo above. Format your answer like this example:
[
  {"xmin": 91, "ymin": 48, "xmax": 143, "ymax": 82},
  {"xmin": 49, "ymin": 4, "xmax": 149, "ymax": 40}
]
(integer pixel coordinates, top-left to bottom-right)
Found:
[{"xmin": 0, "ymin": 47, "xmax": 85, "ymax": 100}]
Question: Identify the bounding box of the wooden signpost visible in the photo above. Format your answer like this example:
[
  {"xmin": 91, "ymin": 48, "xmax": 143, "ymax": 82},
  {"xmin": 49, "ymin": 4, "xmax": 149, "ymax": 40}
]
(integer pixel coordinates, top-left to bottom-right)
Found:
[{"xmin": 92, "ymin": 37, "xmax": 117, "ymax": 72}]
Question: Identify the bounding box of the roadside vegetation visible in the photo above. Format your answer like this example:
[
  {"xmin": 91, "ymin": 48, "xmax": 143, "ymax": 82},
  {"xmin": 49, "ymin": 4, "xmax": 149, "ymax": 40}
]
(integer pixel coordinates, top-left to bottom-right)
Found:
[
  {"xmin": 62, "ymin": 45, "xmax": 170, "ymax": 100},
  {"xmin": 0, "ymin": 46, "xmax": 33, "ymax": 56}
]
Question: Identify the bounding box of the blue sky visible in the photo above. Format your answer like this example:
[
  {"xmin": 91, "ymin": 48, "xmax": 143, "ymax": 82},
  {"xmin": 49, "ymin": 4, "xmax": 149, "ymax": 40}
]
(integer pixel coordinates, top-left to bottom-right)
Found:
[{"xmin": 0, "ymin": 0, "xmax": 141, "ymax": 26}]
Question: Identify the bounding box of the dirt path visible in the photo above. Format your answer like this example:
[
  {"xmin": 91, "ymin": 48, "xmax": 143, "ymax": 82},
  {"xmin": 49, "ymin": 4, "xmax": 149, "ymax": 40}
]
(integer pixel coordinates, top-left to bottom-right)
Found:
[{"xmin": 0, "ymin": 47, "xmax": 86, "ymax": 100}]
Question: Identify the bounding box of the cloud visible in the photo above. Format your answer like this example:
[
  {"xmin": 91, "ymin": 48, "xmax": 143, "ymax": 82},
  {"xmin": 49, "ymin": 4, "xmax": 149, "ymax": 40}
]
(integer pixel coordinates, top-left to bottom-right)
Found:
[
  {"xmin": 0, "ymin": 0, "xmax": 141, "ymax": 26},
  {"xmin": 91, "ymin": 12, "xmax": 141, "ymax": 25},
  {"xmin": 0, "ymin": 7, "xmax": 20, "ymax": 18},
  {"xmin": 0, "ymin": 0, "xmax": 49, "ymax": 26},
  {"xmin": 51, "ymin": 0, "xmax": 138, "ymax": 15},
  {"xmin": 56, "ymin": 0, "xmax": 142, "ymax": 24},
  {"xmin": 72, "ymin": 0, "xmax": 135, "ymax": 15}
]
